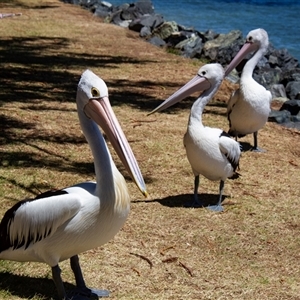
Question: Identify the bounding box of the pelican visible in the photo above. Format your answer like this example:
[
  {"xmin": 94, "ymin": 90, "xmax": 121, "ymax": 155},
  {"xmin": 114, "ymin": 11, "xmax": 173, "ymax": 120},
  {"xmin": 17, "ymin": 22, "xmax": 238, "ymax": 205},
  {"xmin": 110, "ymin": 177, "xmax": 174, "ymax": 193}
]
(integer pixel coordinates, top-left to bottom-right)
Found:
[
  {"xmin": 150, "ymin": 64, "xmax": 241, "ymax": 212},
  {"xmin": 225, "ymin": 28, "xmax": 272, "ymax": 152},
  {"xmin": 0, "ymin": 70, "xmax": 147, "ymax": 299}
]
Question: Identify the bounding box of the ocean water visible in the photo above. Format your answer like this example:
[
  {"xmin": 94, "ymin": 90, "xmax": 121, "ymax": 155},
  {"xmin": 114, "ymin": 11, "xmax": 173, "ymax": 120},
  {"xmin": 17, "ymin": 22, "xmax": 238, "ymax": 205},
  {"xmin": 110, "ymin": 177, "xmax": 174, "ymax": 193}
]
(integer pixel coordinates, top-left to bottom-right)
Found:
[{"xmin": 107, "ymin": 0, "xmax": 300, "ymax": 61}]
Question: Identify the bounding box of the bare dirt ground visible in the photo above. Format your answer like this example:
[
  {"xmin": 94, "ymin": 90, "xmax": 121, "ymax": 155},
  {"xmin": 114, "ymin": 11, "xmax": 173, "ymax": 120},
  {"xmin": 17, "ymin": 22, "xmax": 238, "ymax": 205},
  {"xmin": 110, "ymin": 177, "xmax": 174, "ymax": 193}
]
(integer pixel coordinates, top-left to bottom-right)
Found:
[{"xmin": 0, "ymin": 1, "xmax": 299, "ymax": 299}]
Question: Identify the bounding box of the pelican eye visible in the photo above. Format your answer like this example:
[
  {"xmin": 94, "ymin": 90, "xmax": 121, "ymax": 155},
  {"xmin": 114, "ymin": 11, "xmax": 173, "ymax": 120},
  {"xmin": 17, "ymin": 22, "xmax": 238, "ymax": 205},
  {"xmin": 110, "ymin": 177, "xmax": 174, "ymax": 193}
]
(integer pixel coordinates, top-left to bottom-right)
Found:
[
  {"xmin": 201, "ymin": 71, "xmax": 206, "ymax": 76},
  {"xmin": 91, "ymin": 87, "xmax": 100, "ymax": 97}
]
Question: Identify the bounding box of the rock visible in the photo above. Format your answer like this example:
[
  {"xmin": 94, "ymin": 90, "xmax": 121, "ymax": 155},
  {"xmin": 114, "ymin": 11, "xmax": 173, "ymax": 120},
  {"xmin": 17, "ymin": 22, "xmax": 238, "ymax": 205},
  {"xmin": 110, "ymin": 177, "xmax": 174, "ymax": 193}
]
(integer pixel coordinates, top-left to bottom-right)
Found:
[
  {"xmin": 201, "ymin": 29, "xmax": 219, "ymax": 42},
  {"xmin": 62, "ymin": 0, "xmax": 81, "ymax": 4},
  {"xmin": 272, "ymin": 97, "xmax": 290, "ymax": 103},
  {"xmin": 120, "ymin": 4, "xmax": 143, "ymax": 21},
  {"xmin": 175, "ymin": 35, "xmax": 203, "ymax": 59},
  {"xmin": 280, "ymin": 68, "xmax": 300, "ymax": 85},
  {"xmin": 285, "ymin": 81, "xmax": 300, "ymax": 100},
  {"xmin": 140, "ymin": 26, "xmax": 152, "ymax": 37},
  {"xmin": 281, "ymin": 121, "xmax": 300, "ymax": 130},
  {"xmin": 291, "ymin": 114, "xmax": 300, "ymax": 122},
  {"xmin": 268, "ymin": 109, "xmax": 291, "ymax": 123},
  {"xmin": 270, "ymin": 48, "xmax": 299, "ymax": 71},
  {"xmin": 270, "ymin": 84, "xmax": 287, "ymax": 98},
  {"xmin": 148, "ymin": 35, "xmax": 166, "ymax": 47},
  {"xmin": 93, "ymin": 1, "xmax": 112, "ymax": 18},
  {"xmin": 129, "ymin": 13, "xmax": 164, "ymax": 32},
  {"xmin": 202, "ymin": 30, "xmax": 244, "ymax": 64},
  {"xmin": 151, "ymin": 21, "xmax": 178, "ymax": 41},
  {"xmin": 253, "ymin": 67, "xmax": 282, "ymax": 91},
  {"xmin": 79, "ymin": 0, "xmax": 98, "ymax": 9},
  {"xmin": 280, "ymin": 99, "xmax": 300, "ymax": 115},
  {"xmin": 166, "ymin": 31, "xmax": 188, "ymax": 48},
  {"xmin": 135, "ymin": 0, "xmax": 154, "ymax": 15}
]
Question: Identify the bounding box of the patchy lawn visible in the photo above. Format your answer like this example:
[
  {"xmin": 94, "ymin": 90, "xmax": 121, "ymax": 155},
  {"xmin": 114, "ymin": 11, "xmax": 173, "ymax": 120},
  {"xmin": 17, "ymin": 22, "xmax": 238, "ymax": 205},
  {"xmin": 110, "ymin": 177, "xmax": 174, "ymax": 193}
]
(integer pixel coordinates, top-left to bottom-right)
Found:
[{"xmin": 0, "ymin": 0, "xmax": 299, "ymax": 299}]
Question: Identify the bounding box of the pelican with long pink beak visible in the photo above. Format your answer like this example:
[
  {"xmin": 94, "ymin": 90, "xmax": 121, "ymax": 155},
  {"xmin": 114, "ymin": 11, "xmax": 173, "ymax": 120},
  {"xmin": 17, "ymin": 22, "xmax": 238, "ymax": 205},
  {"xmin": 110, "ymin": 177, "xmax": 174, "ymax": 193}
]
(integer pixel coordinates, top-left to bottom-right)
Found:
[
  {"xmin": 0, "ymin": 70, "xmax": 147, "ymax": 299},
  {"xmin": 225, "ymin": 28, "xmax": 272, "ymax": 152},
  {"xmin": 150, "ymin": 63, "xmax": 241, "ymax": 212}
]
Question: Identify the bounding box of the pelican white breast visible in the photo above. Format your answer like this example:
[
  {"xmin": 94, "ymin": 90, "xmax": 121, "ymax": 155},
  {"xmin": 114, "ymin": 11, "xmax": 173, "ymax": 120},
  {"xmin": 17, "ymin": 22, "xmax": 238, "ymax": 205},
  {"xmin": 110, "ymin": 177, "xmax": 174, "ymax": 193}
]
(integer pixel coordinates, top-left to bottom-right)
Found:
[{"xmin": 0, "ymin": 69, "xmax": 147, "ymax": 299}]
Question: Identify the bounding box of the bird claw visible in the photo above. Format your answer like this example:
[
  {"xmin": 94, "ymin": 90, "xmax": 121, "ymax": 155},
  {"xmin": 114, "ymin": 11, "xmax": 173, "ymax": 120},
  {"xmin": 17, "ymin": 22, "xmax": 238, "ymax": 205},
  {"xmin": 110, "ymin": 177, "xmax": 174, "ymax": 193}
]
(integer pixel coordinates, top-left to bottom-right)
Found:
[
  {"xmin": 207, "ymin": 204, "xmax": 224, "ymax": 212},
  {"xmin": 251, "ymin": 146, "xmax": 266, "ymax": 152},
  {"xmin": 90, "ymin": 289, "xmax": 109, "ymax": 298},
  {"xmin": 67, "ymin": 287, "xmax": 108, "ymax": 299}
]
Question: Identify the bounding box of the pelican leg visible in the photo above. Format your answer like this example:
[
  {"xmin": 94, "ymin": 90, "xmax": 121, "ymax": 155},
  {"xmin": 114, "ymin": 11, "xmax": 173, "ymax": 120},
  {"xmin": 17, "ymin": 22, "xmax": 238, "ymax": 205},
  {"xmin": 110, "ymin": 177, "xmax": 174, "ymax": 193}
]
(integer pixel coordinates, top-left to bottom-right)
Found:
[
  {"xmin": 192, "ymin": 175, "xmax": 203, "ymax": 207},
  {"xmin": 251, "ymin": 131, "xmax": 265, "ymax": 152},
  {"xmin": 207, "ymin": 180, "xmax": 224, "ymax": 212},
  {"xmin": 186, "ymin": 175, "xmax": 203, "ymax": 207},
  {"xmin": 70, "ymin": 255, "xmax": 109, "ymax": 298},
  {"xmin": 52, "ymin": 265, "xmax": 67, "ymax": 300}
]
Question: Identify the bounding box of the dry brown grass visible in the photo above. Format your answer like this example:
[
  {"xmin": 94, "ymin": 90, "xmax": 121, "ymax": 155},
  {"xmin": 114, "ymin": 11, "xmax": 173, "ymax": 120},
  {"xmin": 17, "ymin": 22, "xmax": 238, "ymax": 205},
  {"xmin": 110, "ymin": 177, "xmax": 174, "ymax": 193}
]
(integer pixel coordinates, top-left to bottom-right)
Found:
[{"xmin": 0, "ymin": 0, "xmax": 299, "ymax": 299}]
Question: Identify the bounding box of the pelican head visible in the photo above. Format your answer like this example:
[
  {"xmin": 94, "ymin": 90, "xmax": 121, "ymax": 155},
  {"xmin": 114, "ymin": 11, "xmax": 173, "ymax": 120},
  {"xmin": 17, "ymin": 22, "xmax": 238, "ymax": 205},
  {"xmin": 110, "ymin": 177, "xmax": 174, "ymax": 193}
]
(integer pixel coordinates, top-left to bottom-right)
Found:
[
  {"xmin": 225, "ymin": 28, "xmax": 269, "ymax": 77},
  {"xmin": 77, "ymin": 70, "xmax": 148, "ymax": 197},
  {"xmin": 149, "ymin": 63, "xmax": 224, "ymax": 114}
]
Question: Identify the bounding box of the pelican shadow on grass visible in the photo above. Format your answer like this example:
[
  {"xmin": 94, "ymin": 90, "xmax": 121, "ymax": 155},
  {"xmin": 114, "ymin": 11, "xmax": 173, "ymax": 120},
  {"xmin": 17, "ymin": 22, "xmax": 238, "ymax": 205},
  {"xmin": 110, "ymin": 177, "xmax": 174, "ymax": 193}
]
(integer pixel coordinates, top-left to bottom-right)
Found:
[
  {"xmin": 133, "ymin": 193, "xmax": 236, "ymax": 209},
  {"xmin": 0, "ymin": 271, "xmax": 76, "ymax": 300},
  {"xmin": 0, "ymin": 70, "xmax": 148, "ymax": 300}
]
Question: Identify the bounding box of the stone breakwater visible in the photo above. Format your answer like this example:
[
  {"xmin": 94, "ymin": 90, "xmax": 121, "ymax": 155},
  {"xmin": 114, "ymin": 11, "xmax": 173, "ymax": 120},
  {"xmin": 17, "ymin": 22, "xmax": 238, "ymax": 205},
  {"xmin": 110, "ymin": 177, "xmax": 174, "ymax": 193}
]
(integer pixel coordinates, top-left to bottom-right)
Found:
[{"xmin": 61, "ymin": 0, "xmax": 300, "ymax": 130}]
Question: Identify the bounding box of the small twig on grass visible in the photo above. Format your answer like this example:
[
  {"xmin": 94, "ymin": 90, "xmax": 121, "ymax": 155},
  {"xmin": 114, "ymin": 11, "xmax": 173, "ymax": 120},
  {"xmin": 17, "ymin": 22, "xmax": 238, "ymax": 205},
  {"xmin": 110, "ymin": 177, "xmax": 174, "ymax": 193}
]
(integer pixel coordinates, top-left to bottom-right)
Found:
[
  {"xmin": 242, "ymin": 191, "xmax": 259, "ymax": 199},
  {"xmin": 132, "ymin": 118, "xmax": 157, "ymax": 128},
  {"xmin": 132, "ymin": 267, "xmax": 141, "ymax": 276},
  {"xmin": 132, "ymin": 119, "xmax": 157, "ymax": 123},
  {"xmin": 204, "ymin": 236, "xmax": 216, "ymax": 252},
  {"xmin": 130, "ymin": 252, "xmax": 153, "ymax": 269},
  {"xmin": 162, "ymin": 256, "xmax": 178, "ymax": 263},
  {"xmin": 161, "ymin": 256, "xmax": 194, "ymax": 277},
  {"xmin": 178, "ymin": 261, "xmax": 194, "ymax": 277},
  {"xmin": 160, "ymin": 245, "xmax": 175, "ymax": 255},
  {"xmin": 289, "ymin": 160, "xmax": 298, "ymax": 167}
]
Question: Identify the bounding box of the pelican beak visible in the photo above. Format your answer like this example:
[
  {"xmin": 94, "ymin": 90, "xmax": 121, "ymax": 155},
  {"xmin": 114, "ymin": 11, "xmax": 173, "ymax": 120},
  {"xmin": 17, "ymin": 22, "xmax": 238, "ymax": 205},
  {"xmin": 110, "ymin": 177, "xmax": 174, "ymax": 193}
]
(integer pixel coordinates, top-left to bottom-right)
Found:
[
  {"xmin": 84, "ymin": 96, "xmax": 148, "ymax": 197},
  {"xmin": 224, "ymin": 41, "xmax": 259, "ymax": 77},
  {"xmin": 149, "ymin": 74, "xmax": 211, "ymax": 114}
]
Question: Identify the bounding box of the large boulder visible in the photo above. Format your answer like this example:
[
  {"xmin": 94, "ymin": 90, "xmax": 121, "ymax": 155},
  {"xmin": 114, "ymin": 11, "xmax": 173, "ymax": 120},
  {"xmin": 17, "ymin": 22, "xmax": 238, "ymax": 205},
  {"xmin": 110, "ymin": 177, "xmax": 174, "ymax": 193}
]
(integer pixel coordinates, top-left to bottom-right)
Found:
[
  {"xmin": 285, "ymin": 81, "xmax": 300, "ymax": 100},
  {"xmin": 280, "ymin": 99, "xmax": 300, "ymax": 115},
  {"xmin": 129, "ymin": 13, "xmax": 164, "ymax": 32},
  {"xmin": 175, "ymin": 34, "xmax": 203, "ymax": 59},
  {"xmin": 151, "ymin": 21, "xmax": 178, "ymax": 41},
  {"xmin": 93, "ymin": 1, "xmax": 113, "ymax": 18},
  {"xmin": 202, "ymin": 30, "xmax": 244, "ymax": 65}
]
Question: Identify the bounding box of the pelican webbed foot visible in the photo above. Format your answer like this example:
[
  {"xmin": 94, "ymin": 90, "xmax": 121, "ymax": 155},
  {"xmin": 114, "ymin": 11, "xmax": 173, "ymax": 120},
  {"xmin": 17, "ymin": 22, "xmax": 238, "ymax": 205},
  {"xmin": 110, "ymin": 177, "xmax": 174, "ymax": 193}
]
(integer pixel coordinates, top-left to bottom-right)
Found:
[
  {"xmin": 252, "ymin": 132, "xmax": 266, "ymax": 152},
  {"xmin": 207, "ymin": 204, "xmax": 224, "ymax": 212},
  {"xmin": 206, "ymin": 180, "xmax": 225, "ymax": 212},
  {"xmin": 69, "ymin": 255, "xmax": 109, "ymax": 299},
  {"xmin": 67, "ymin": 288, "xmax": 109, "ymax": 299},
  {"xmin": 250, "ymin": 146, "xmax": 266, "ymax": 152},
  {"xmin": 90, "ymin": 289, "xmax": 109, "ymax": 298}
]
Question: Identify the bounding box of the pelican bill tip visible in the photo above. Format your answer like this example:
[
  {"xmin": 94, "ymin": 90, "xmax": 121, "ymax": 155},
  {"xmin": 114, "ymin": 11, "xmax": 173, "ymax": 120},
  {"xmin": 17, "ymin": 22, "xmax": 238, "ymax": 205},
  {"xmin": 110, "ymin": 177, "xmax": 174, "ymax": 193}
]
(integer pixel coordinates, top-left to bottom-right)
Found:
[
  {"xmin": 147, "ymin": 109, "xmax": 158, "ymax": 116},
  {"xmin": 142, "ymin": 190, "xmax": 149, "ymax": 198}
]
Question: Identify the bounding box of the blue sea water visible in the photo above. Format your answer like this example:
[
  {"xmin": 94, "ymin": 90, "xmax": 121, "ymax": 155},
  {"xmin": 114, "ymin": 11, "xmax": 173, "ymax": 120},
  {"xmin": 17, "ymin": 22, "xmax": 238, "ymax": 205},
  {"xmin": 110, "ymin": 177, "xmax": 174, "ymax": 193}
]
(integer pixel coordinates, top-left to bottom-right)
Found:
[{"xmin": 107, "ymin": 0, "xmax": 300, "ymax": 61}]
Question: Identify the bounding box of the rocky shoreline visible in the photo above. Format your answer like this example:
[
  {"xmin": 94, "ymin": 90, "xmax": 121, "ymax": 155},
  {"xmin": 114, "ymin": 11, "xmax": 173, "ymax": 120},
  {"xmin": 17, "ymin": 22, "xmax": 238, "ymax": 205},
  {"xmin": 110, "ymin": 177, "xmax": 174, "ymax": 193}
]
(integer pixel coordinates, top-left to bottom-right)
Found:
[{"xmin": 61, "ymin": 0, "xmax": 300, "ymax": 130}]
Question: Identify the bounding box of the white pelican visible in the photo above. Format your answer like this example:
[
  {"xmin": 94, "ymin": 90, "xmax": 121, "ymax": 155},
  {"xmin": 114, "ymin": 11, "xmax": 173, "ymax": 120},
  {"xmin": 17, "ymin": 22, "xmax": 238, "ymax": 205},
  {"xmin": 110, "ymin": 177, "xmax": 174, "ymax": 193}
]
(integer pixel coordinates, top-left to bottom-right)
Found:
[
  {"xmin": 225, "ymin": 28, "xmax": 272, "ymax": 152},
  {"xmin": 150, "ymin": 64, "xmax": 241, "ymax": 212},
  {"xmin": 0, "ymin": 70, "xmax": 147, "ymax": 299}
]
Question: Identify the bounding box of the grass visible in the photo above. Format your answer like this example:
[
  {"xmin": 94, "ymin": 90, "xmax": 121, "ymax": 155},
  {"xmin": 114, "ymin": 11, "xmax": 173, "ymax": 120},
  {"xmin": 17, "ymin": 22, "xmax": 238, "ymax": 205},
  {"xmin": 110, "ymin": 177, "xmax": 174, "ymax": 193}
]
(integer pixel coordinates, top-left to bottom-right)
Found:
[{"xmin": 0, "ymin": 0, "xmax": 300, "ymax": 299}]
